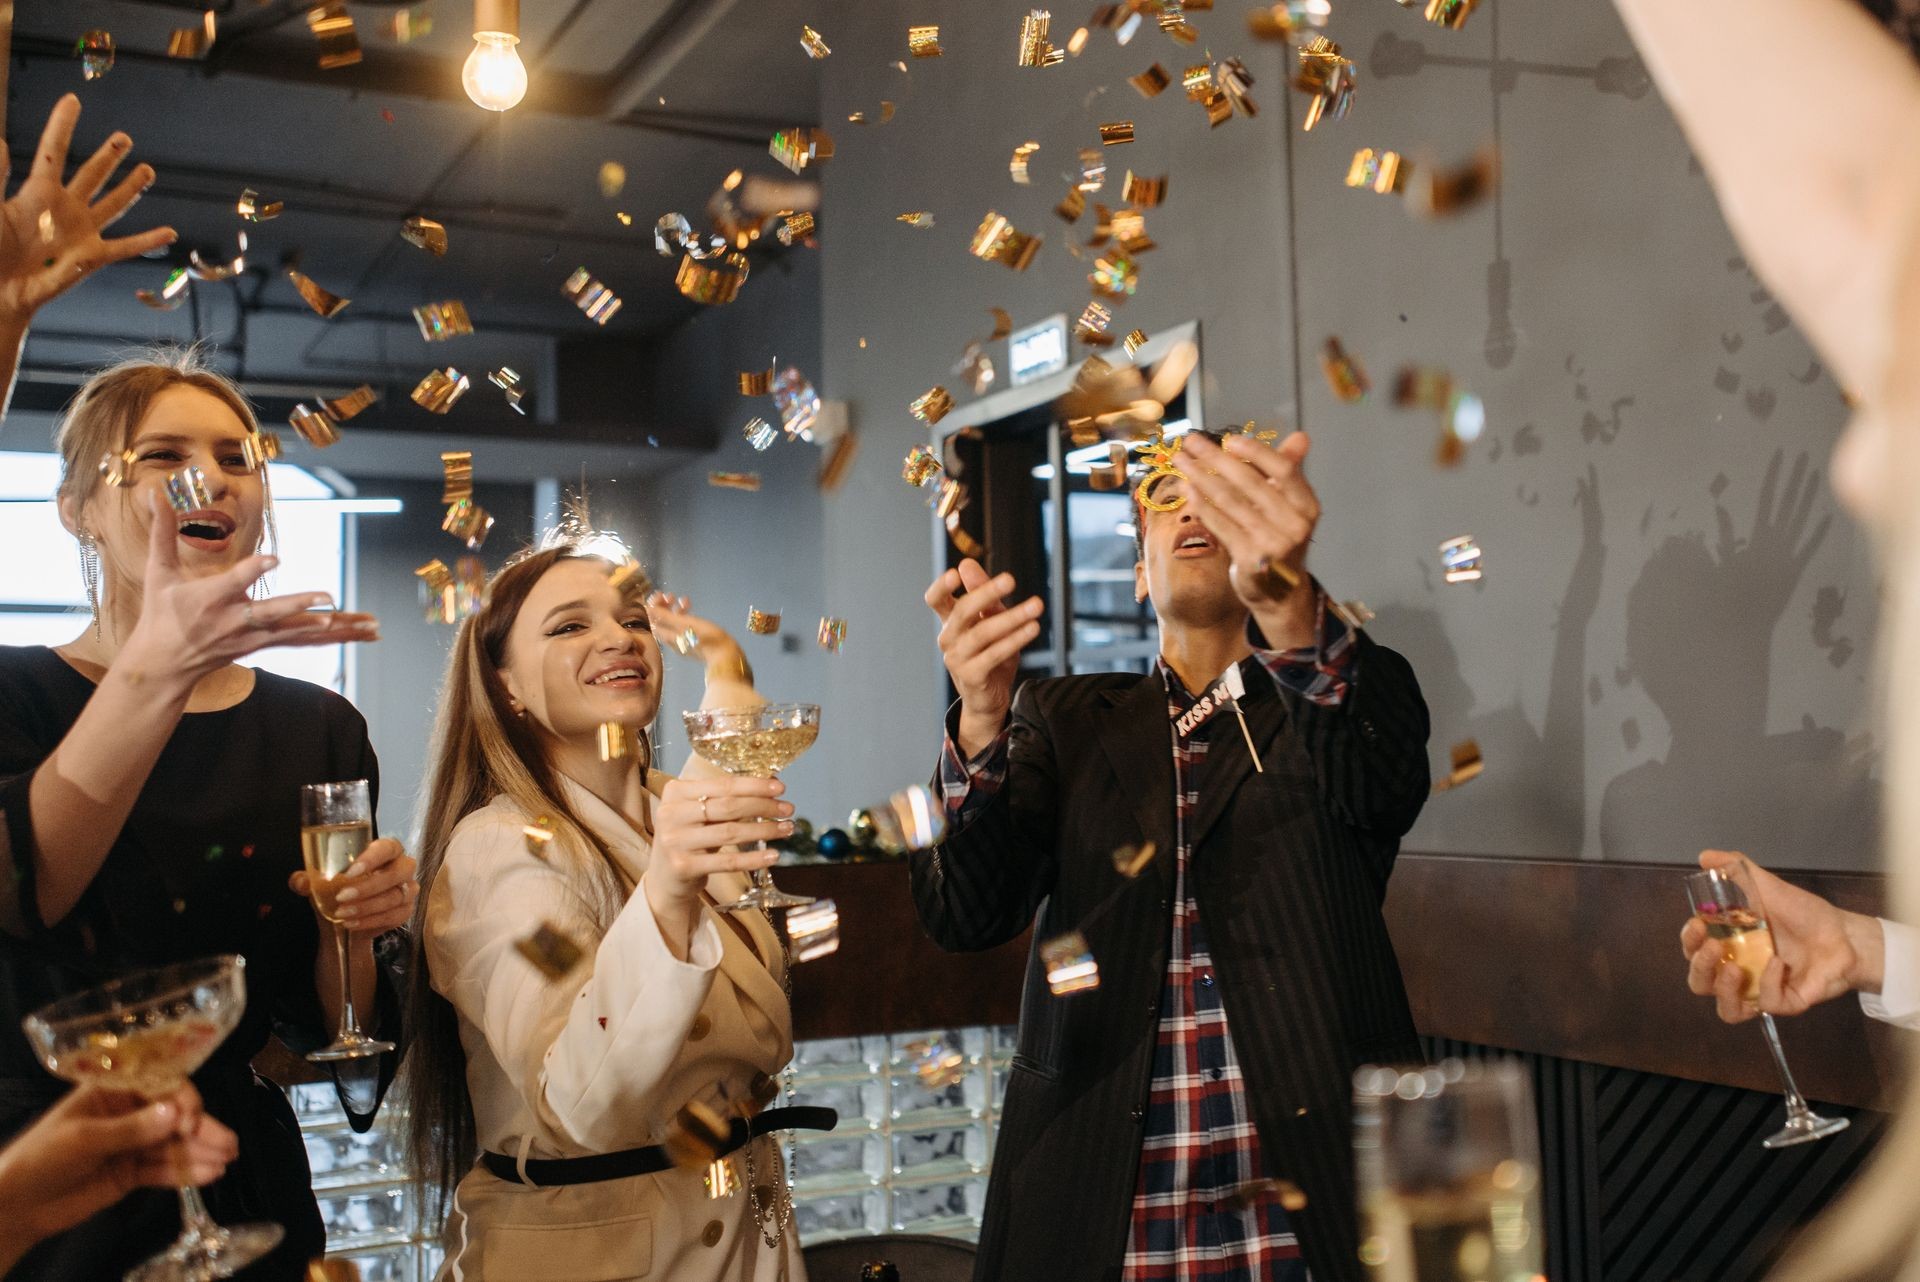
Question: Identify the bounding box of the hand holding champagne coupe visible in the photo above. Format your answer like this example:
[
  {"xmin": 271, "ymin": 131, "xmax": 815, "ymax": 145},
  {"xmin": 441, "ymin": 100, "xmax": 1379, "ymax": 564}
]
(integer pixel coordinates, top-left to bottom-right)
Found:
[
  {"xmin": 300, "ymin": 779, "xmax": 395, "ymax": 1061},
  {"xmin": 682, "ymin": 703, "xmax": 820, "ymax": 913},
  {"xmin": 1684, "ymin": 865, "xmax": 1849, "ymax": 1148},
  {"xmin": 22, "ymin": 955, "xmax": 283, "ymax": 1282}
]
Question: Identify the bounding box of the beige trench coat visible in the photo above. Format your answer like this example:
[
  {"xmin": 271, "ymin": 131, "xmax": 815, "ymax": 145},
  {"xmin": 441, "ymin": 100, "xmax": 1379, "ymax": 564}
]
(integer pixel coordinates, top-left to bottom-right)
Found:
[{"xmin": 426, "ymin": 774, "xmax": 806, "ymax": 1282}]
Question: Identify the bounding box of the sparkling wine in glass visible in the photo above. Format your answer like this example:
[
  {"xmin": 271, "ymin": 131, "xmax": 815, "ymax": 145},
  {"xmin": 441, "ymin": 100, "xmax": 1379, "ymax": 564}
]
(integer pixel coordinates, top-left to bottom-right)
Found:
[
  {"xmin": 22, "ymin": 955, "xmax": 284, "ymax": 1282},
  {"xmin": 1684, "ymin": 866, "xmax": 1850, "ymax": 1148},
  {"xmin": 301, "ymin": 779, "xmax": 394, "ymax": 1062},
  {"xmin": 1354, "ymin": 1060, "xmax": 1544, "ymax": 1282},
  {"xmin": 682, "ymin": 703, "xmax": 820, "ymax": 914}
]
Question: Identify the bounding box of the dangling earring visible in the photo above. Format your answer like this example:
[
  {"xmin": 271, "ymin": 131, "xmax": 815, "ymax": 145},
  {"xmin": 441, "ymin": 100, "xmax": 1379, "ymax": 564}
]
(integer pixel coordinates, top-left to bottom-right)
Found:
[{"xmin": 77, "ymin": 530, "xmax": 102, "ymax": 639}]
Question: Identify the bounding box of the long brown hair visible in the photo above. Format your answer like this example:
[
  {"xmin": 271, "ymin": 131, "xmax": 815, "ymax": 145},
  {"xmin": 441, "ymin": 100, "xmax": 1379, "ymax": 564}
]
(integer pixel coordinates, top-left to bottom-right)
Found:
[{"xmin": 402, "ymin": 545, "xmax": 654, "ymax": 1218}]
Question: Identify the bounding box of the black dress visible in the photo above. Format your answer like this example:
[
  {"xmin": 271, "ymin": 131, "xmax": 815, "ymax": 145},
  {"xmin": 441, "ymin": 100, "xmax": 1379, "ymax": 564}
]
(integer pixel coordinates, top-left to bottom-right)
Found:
[{"xmin": 0, "ymin": 646, "xmax": 402, "ymax": 1281}]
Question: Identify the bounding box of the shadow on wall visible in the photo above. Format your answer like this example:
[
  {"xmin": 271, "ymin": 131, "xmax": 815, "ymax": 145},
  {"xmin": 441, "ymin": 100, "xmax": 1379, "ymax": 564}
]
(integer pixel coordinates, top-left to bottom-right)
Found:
[
  {"xmin": 1372, "ymin": 465, "xmax": 1606, "ymax": 859},
  {"xmin": 1599, "ymin": 450, "xmax": 1878, "ymax": 867}
]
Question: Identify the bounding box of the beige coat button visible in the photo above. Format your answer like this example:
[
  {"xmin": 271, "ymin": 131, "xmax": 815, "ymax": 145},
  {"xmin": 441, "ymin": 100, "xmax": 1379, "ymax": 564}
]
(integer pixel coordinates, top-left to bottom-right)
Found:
[
  {"xmin": 702, "ymin": 1220, "xmax": 725, "ymax": 1248},
  {"xmin": 690, "ymin": 1014, "xmax": 712, "ymax": 1041}
]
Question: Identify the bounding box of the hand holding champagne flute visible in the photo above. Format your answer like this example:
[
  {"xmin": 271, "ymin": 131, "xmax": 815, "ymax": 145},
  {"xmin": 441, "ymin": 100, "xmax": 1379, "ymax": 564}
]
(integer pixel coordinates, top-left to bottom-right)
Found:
[{"xmin": 299, "ymin": 780, "xmax": 397, "ymax": 1062}]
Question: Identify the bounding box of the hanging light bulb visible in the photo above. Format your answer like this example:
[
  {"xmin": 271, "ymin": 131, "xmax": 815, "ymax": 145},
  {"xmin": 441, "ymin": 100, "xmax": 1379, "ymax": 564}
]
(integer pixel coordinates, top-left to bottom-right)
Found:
[{"xmin": 463, "ymin": 0, "xmax": 527, "ymax": 112}]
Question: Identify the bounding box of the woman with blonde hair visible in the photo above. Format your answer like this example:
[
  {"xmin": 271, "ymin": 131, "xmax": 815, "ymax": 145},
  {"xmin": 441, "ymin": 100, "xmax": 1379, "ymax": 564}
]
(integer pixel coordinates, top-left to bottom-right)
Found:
[
  {"xmin": 0, "ymin": 98, "xmax": 416, "ymax": 1278},
  {"xmin": 1612, "ymin": 0, "xmax": 1920, "ymax": 1276},
  {"xmin": 405, "ymin": 539, "xmax": 825, "ymax": 1281}
]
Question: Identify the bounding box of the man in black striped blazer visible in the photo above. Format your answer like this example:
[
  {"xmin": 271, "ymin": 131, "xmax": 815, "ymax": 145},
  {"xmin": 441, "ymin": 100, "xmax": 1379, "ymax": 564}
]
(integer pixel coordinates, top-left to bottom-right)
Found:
[{"xmin": 914, "ymin": 429, "xmax": 1430, "ymax": 1282}]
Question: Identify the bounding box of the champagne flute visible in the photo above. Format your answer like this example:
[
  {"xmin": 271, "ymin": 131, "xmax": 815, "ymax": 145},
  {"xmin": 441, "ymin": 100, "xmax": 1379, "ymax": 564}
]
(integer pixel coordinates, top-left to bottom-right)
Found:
[
  {"xmin": 682, "ymin": 703, "xmax": 820, "ymax": 914},
  {"xmin": 300, "ymin": 780, "xmax": 395, "ymax": 1062},
  {"xmin": 1683, "ymin": 866, "xmax": 1850, "ymax": 1148},
  {"xmin": 1354, "ymin": 1059, "xmax": 1543, "ymax": 1282},
  {"xmin": 22, "ymin": 955, "xmax": 284, "ymax": 1282}
]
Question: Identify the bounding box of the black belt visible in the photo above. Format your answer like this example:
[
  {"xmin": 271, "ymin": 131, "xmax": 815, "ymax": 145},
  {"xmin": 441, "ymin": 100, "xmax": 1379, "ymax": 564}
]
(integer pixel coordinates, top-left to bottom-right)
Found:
[{"xmin": 480, "ymin": 1105, "xmax": 838, "ymax": 1187}]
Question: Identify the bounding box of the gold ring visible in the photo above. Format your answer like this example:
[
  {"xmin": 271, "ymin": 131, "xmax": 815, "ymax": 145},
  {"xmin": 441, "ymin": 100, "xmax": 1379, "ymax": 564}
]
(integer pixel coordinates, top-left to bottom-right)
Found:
[{"xmin": 699, "ymin": 796, "xmax": 710, "ymax": 823}]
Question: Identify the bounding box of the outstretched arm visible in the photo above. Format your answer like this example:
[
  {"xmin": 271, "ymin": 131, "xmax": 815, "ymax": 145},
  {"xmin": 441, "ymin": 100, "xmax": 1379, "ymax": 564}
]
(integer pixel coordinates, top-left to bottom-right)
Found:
[{"xmin": 1611, "ymin": 0, "xmax": 1920, "ymax": 398}]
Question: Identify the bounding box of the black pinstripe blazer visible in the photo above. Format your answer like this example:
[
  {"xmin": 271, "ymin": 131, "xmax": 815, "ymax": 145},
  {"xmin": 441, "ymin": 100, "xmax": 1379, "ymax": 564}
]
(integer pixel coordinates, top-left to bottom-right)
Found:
[{"xmin": 909, "ymin": 631, "xmax": 1431, "ymax": 1282}]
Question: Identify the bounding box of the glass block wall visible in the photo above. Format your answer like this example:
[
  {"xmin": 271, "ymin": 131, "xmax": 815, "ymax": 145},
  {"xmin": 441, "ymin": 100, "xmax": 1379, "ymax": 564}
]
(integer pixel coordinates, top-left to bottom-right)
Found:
[{"xmin": 294, "ymin": 1024, "xmax": 1015, "ymax": 1277}]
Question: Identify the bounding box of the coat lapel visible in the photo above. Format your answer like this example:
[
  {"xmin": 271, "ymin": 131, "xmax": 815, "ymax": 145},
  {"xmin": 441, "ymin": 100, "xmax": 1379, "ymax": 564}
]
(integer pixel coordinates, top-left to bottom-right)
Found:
[
  {"xmin": 1184, "ymin": 663, "xmax": 1292, "ymax": 852},
  {"xmin": 1095, "ymin": 676, "xmax": 1178, "ymax": 858}
]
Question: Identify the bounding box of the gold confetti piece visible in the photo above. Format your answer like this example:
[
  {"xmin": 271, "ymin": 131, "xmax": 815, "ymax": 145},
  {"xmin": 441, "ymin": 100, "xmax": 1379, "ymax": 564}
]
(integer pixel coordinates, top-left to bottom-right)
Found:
[
  {"xmin": 1413, "ymin": 149, "xmax": 1499, "ymax": 218},
  {"xmin": 1346, "ymin": 148, "xmax": 1410, "ymax": 195},
  {"xmin": 1217, "ymin": 57, "xmax": 1258, "ymax": 116},
  {"xmin": 708, "ymin": 471, "xmax": 761, "ymax": 491},
  {"xmin": 800, "ymin": 24, "xmax": 831, "ymax": 58},
  {"xmin": 1098, "ymin": 121, "xmax": 1136, "ymax": 146},
  {"xmin": 514, "ymin": 921, "xmax": 586, "ymax": 980},
  {"xmin": 1247, "ymin": 0, "xmax": 1330, "ymax": 41},
  {"xmin": 664, "ymin": 1096, "xmax": 736, "ymax": 1170},
  {"xmin": 769, "ymin": 127, "xmax": 834, "ymax": 174},
  {"xmin": 411, "ymin": 367, "xmax": 470, "ymax": 415},
  {"xmin": 442, "ymin": 497, "xmax": 494, "ymax": 549},
  {"xmin": 597, "ymin": 722, "xmax": 636, "ymax": 762},
  {"xmin": 240, "ymin": 430, "xmax": 281, "ymax": 472},
  {"xmin": 905, "ymin": 1037, "xmax": 967, "ymax": 1088},
  {"xmin": 897, "ymin": 211, "xmax": 935, "ymax": 229},
  {"xmin": 1056, "ymin": 189, "xmax": 1087, "ymax": 223},
  {"xmin": 787, "ymin": 897, "xmax": 841, "ymax": 963},
  {"xmin": 163, "ymin": 467, "xmax": 212, "ymax": 514},
  {"xmin": 1158, "ymin": 10, "xmax": 1198, "ymax": 43},
  {"xmin": 988, "ymin": 308, "xmax": 1014, "ymax": 341},
  {"xmin": 1089, "ymin": 441, "xmax": 1131, "ymax": 491},
  {"xmin": 237, "ymin": 188, "xmax": 282, "ymax": 222},
  {"xmin": 1090, "ymin": 254, "xmax": 1139, "ymax": 299},
  {"xmin": 523, "ymin": 817, "xmax": 555, "ymax": 858},
  {"xmin": 739, "ymin": 365, "xmax": 776, "ymax": 396},
  {"xmin": 307, "ymin": 2, "xmax": 361, "ymax": 69},
  {"xmin": 167, "ymin": 10, "xmax": 216, "ymax": 58},
  {"xmin": 1440, "ymin": 535, "xmax": 1483, "ymax": 583},
  {"xmin": 562, "ymin": 267, "xmax": 623, "ymax": 324},
  {"xmin": 1295, "ymin": 36, "xmax": 1355, "ymax": 131},
  {"xmin": 1112, "ymin": 840, "xmax": 1159, "ymax": 877},
  {"xmin": 820, "ymin": 431, "xmax": 859, "ymax": 492},
  {"xmin": 413, "ymin": 300, "xmax": 473, "ymax": 342},
  {"xmin": 902, "ymin": 444, "xmax": 945, "ymax": 489},
  {"xmin": 286, "ymin": 269, "xmax": 350, "ymax": 319},
  {"xmin": 1123, "ymin": 328, "xmax": 1149, "ymax": 356},
  {"xmin": 607, "ymin": 558, "xmax": 653, "ymax": 601},
  {"xmin": 1426, "ymin": 0, "xmax": 1478, "ymax": 27},
  {"xmin": 737, "ymin": 418, "xmax": 777, "ymax": 452},
  {"xmin": 1122, "ymin": 172, "xmax": 1167, "ymax": 207},
  {"xmin": 817, "ymin": 616, "xmax": 848, "ymax": 653},
  {"xmin": 288, "ymin": 405, "xmax": 340, "ymax": 448},
  {"xmin": 76, "ymin": 30, "xmax": 115, "ymax": 80},
  {"xmin": 189, "ymin": 234, "xmax": 246, "ymax": 282},
  {"xmin": 1198, "ymin": 86, "xmax": 1233, "ymax": 127},
  {"xmin": 1018, "ymin": 10, "xmax": 1061, "ymax": 66},
  {"xmin": 321, "ymin": 385, "xmax": 374, "ymax": 422},
  {"xmin": 675, "ymin": 253, "xmax": 751, "ymax": 305},
  {"xmin": 1077, "ymin": 149, "xmax": 1107, "ymax": 193},
  {"xmin": 1042, "ymin": 930, "xmax": 1100, "ymax": 995},
  {"xmin": 910, "ymin": 387, "xmax": 955, "ymax": 425},
  {"xmin": 870, "ymin": 784, "xmax": 945, "ymax": 853},
  {"xmin": 946, "ymin": 509, "xmax": 985, "ymax": 560},
  {"xmin": 908, "ymin": 25, "xmax": 944, "ymax": 57},
  {"xmin": 1130, "ymin": 63, "xmax": 1171, "ymax": 97},
  {"xmin": 1068, "ymin": 26, "xmax": 1091, "ymax": 54},
  {"xmin": 1010, "ymin": 141, "xmax": 1042, "ymax": 185},
  {"xmin": 1331, "ymin": 599, "xmax": 1375, "ymax": 632},
  {"xmin": 597, "ymin": 161, "xmax": 626, "ymax": 200},
  {"xmin": 669, "ymin": 626, "xmax": 701, "ymax": 657},
  {"xmin": 777, "ymin": 212, "xmax": 815, "ymax": 246},
  {"xmin": 488, "ymin": 367, "xmax": 528, "ymax": 414},
  {"xmin": 1076, "ymin": 301, "xmax": 1117, "ymax": 347},
  {"xmin": 381, "ymin": 7, "xmax": 432, "ymax": 42},
  {"xmin": 1184, "ymin": 63, "xmax": 1215, "ymax": 100},
  {"xmin": 655, "ymin": 213, "xmax": 695, "ymax": 258},
  {"xmin": 704, "ymin": 1157, "xmax": 740, "ymax": 1200},
  {"xmin": 136, "ymin": 267, "xmax": 191, "ymax": 311},
  {"xmin": 615, "ymin": 211, "xmax": 633, "ymax": 226},
  {"xmin": 1319, "ymin": 337, "xmax": 1369, "ymax": 402},
  {"xmin": 969, "ymin": 212, "xmax": 1042, "ymax": 271},
  {"xmin": 400, "ymin": 216, "xmax": 448, "ymax": 255},
  {"xmin": 1433, "ymin": 739, "xmax": 1484, "ymax": 791},
  {"xmin": 1219, "ymin": 1179, "xmax": 1309, "ymax": 1214},
  {"xmin": 745, "ymin": 607, "xmax": 781, "ymax": 635},
  {"xmin": 419, "ymin": 556, "xmax": 486, "ymax": 624},
  {"xmin": 935, "ymin": 477, "xmax": 966, "ymax": 524},
  {"xmin": 848, "ymin": 102, "xmax": 898, "ymax": 125},
  {"xmin": 440, "ymin": 451, "xmax": 473, "ymax": 505},
  {"xmin": 1393, "ymin": 367, "xmax": 1454, "ymax": 411}
]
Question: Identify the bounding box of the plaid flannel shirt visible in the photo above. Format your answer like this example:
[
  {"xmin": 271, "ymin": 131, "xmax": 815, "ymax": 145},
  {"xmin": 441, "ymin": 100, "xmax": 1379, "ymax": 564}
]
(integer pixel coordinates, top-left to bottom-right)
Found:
[{"xmin": 939, "ymin": 591, "xmax": 1354, "ymax": 1280}]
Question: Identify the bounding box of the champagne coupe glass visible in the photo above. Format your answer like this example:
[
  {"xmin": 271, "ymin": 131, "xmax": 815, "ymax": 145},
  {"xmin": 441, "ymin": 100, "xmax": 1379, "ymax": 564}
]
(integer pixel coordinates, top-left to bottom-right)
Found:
[
  {"xmin": 1353, "ymin": 1059, "xmax": 1543, "ymax": 1282},
  {"xmin": 300, "ymin": 780, "xmax": 395, "ymax": 1061},
  {"xmin": 682, "ymin": 703, "xmax": 820, "ymax": 914},
  {"xmin": 1684, "ymin": 866, "xmax": 1850, "ymax": 1148},
  {"xmin": 22, "ymin": 955, "xmax": 284, "ymax": 1282}
]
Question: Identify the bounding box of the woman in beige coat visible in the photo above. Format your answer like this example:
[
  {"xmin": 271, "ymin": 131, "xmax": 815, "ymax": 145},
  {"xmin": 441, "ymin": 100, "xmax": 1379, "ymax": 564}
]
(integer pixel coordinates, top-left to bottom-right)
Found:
[{"xmin": 402, "ymin": 538, "xmax": 822, "ymax": 1281}]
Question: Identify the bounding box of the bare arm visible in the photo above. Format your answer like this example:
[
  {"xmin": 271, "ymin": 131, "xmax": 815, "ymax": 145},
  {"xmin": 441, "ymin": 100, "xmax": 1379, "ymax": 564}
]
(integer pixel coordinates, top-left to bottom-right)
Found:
[{"xmin": 1611, "ymin": 0, "xmax": 1920, "ymax": 397}]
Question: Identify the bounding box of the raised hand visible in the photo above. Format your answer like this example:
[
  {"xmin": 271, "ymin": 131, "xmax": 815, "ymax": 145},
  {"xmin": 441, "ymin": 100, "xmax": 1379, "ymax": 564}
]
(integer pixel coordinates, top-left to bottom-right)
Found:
[
  {"xmin": 0, "ymin": 94, "xmax": 175, "ymax": 329},
  {"xmin": 647, "ymin": 590, "xmax": 747, "ymax": 678},
  {"xmin": 1711, "ymin": 449, "xmax": 1831, "ymax": 624},
  {"xmin": 123, "ymin": 489, "xmax": 379, "ymax": 683},
  {"xmin": 1177, "ymin": 431, "xmax": 1320, "ymax": 612},
  {"xmin": 924, "ymin": 558, "xmax": 1043, "ymax": 757}
]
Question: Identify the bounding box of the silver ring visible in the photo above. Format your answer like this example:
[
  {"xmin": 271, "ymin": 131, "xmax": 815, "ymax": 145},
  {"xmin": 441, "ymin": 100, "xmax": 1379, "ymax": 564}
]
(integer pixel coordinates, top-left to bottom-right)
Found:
[{"xmin": 243, "ymin": 601, "xmax": 258, "ymax": 629}]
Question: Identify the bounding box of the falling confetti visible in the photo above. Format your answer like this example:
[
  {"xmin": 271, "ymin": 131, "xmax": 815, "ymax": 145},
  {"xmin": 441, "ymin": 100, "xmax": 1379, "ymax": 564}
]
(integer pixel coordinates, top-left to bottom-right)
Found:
[
  {"xmin": 1433, "ymin": 739, "xmax": 1484, "ymax": 791},
  {"xmin": 817, "ymin": 617, "xmax": 848, "ymax": 653},
  {"xmin": 514, "ymin": 922, "xmax": 586, "ymax": 980},
  {"xmin": 746, "ymin": 607, "xmax": 781, "ymax": 635},
  {"xmin": 1041, "ymin": 931, "xmax": 1100, "ymax": 994},
  {"xmin": 413, "ymin": 300, "xmax": 473, "ymax": 342},
  {"xmin": 902, "ymin": 444, "xmax": 945, "ymax": 489},
  {"xmin": 910, "ymin": 387, "xmax": 955, "ymax": 425},
  {"xmin": 908, "ymin": 25, "xmax": 944, "ymax": 57},
  {"xmin": 136, "ymin": 267, "xmax": 190, "ymax": 311},
  {"xmin": 75, "ymin": 30, "xmax": 116, "ymax": 80},
  {"xmin": 598, "ymin": 161, "xmax": 627, "ymax": 199},
  {"xmin": 287, "ymin": 269, "xmax": 350, "ymax": 318},
  {"xmin": 742, "ymin": 418, "xmax": 779, "ymax": 451},
  {"xmin": 787, "ymin": 897, "xmax": 840, "ymax": 962},
  {"xmin": 237, "ymin": 189, "xmax": 282, "ymax": 222},
  {"xmin": 401, "ymin": 216, "xmax": 448, "ymax": 255},
  {"xmin": 799, "ymin": 25, "xmax": 831, "ymax": 58},
  {"xmin": 1440, "ymin": 535, "xmax": 1483, "ymax": 583},
  {"xmin": 970, "ymin": 212, "xmax": 1042, "ymax": 271},
  {"xmin": 488, "ymin": 367, "xmax": 528, "ymax": 413},
  {"xmin": 563, "ymin": 267, "xmax": 623, "ymax": 324},
  {"xmin": 1319, "ymin": 337, "xmax": 1369, "ymax": 401},
  {"xmin": 411, "ymin": 367, "xmax": 470, "ymax": 414}
]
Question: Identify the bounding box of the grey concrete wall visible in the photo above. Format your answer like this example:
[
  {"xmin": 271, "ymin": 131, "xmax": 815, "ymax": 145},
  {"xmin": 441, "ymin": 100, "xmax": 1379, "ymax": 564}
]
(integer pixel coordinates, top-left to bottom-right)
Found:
[{"xmin": 802, "ymin": 0, "xmax": 1882, "ymax": 867}]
